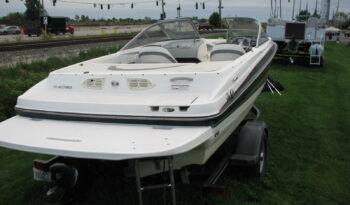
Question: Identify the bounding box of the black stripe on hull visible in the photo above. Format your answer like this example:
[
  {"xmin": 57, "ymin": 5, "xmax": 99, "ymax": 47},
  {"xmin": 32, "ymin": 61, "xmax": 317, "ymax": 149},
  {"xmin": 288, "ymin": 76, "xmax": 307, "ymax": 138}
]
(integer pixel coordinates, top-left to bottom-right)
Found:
[{"xmin": 17, "ymin": 43, "xmax": 277, "ymax": 127}]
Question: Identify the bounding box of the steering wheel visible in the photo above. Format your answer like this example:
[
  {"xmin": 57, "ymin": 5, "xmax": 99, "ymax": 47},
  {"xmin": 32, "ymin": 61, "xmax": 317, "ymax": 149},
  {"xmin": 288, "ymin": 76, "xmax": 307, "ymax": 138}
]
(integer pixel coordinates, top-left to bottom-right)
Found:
[
  {"xmin": 238, "ymin": 37, "xmax": 251, "ymax": 51},
  {"xmin": 229, "ymin": 37, "xmax": 251, "ymax": 51}
]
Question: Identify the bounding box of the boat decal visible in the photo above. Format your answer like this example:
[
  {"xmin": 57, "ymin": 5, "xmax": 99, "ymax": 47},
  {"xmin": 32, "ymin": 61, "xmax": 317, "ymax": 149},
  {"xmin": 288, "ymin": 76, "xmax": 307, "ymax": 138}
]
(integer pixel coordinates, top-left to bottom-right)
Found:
[
  {"xmin": 171, "ymin": 84, "xmax": 190, "ymax": 90},
  {"xmin": 53, "ymin": 85, "xmax": 73, "ymax": 89}
]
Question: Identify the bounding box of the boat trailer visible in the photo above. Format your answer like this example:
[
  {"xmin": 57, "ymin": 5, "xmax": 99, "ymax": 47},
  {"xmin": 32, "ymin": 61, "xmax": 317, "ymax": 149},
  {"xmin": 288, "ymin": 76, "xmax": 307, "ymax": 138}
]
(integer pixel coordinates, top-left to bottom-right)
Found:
[{"xmin": 32, "ymin": 106, "xmax": 268, "ymax": 205}]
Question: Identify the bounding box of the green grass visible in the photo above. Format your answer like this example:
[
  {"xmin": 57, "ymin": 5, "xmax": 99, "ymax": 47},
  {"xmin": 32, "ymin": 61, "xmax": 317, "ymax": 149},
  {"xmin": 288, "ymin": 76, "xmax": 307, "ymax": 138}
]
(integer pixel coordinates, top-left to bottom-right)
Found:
[
  {"xmin": 0, "ymin": 46, "xmax": 121, "ymax": 121},
  {"xmin": 0, "ymin": 43, "xmax": 349, "ymax": 204},
  {"xmin": 205, "ymin": 33, "xmax": 227, "ymax": 39}
]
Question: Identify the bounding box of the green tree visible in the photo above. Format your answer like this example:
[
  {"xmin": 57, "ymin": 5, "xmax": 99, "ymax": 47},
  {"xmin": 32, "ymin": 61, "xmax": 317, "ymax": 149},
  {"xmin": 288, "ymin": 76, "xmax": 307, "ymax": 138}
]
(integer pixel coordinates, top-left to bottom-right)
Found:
[
  {"xmin": 74, "ymin": 14, "xmax": 80, "ymax": 22},
  {"xmin": 209, "ymin": 12, "xmax": 220, "ymax": 28},
  {"xmin": 0, "ymin": 12, "xmax": 26, "ymax": 26},
  {"xmin": 298, "ymin": 10, "xmax": 310, "ymax": 16},
  {"xmin": 333, "ymin": 12, "xmax": 349, "ymax": 29},
  {"xmin": 80, "ymin": 15, "xmax": 90, "ymax": 22},
  {"xmin": 24, "ymin": 0, "xmax": 40, "ymax": 21}
]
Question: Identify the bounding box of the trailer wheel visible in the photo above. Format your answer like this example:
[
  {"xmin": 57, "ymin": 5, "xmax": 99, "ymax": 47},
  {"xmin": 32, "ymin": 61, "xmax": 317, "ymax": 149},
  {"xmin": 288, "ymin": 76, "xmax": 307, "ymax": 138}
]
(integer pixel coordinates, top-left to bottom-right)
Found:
[
  {"xmin": 248, "ymin": 133, "xmax": 267, "ymax": 178},
  {"xmin": 230, "ymin": 120, "xmax": 268, "ymax": 178}
]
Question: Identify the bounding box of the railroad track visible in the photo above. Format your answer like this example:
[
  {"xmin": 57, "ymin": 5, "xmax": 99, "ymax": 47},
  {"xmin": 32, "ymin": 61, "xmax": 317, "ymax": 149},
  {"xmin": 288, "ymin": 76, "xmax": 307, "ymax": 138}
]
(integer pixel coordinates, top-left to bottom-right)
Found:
[{"xmin": 0, "ymin": 30, "xmax": 225, "ymax": 52}]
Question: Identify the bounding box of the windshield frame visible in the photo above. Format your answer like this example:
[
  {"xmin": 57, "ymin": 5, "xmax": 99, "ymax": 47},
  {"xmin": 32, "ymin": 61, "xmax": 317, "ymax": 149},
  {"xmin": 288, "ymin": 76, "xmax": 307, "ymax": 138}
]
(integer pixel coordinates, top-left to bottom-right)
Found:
[
  {"xmin": 121, "ymin": 18, "xmax": 201, "ymax": 51},
  {"xmin": 224, "ymin": 17, "xmax": 264, "ymax": 47}
]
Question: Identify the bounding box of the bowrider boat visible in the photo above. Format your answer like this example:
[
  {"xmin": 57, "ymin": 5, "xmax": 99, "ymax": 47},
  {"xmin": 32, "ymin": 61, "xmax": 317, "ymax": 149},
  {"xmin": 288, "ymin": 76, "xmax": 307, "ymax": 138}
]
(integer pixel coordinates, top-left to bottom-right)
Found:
[{"xmin": 0, "ymin": 18, "xmax": 276, "ymax": 177}]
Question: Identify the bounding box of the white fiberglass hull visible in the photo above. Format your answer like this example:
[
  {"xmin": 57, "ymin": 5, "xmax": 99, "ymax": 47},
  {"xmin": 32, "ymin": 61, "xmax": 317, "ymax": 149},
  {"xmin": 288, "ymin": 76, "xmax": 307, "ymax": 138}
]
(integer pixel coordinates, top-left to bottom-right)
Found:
[
  {"xmin": 0, "ymin": 83, "xmax": 262, "ymax": 166},
  {"xmin": 0, "ymin": 18, "xmax": 277, "ymax": 168}
]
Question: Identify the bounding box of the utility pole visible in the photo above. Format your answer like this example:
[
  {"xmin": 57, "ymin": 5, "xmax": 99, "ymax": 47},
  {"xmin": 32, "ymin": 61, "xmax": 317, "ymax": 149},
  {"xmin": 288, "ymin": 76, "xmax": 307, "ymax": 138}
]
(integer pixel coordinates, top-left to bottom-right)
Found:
[
  {"xmin": 336, "ymin": 0, "xmax": 339, "ymax": 15},
  {"xmin": 270, "ymin": 0, "xmax": 273, "ymax": 17},
  {"xmin": 335, "ymin": 0, "xmax": 340, "ymax": 27},
  {"xmin": 292, "ymin": 0, "xmax": 296, "ymax": 20},
  {"xmin": 177, "ymin": 5, "xmax": 181, "ymax": 19},
  {"xmin": 176, "ymin": 0, "xmax": 181, "ymax": 19},
  {"xmin": 160, "ymin": 0, "xmax": 165, "ymax": 20},
  {"xmin": 320, "ymin": 0, "xmax": 331, "ymax": 24},
  {"xmin": 40, "ymin": 0, "xmax": 47, "ymax": 35},
  {"xmin": 38, "ymin": 0, "xmax": 41, "ymax": 22},
  {"xmin": 279, "ymin": 0, "xmax": 282, "ymax": 18},
  {"xmin": 315, "ymin": 0, "xmax": 318, "ymax": 15},
  {"xmin": 218, "ymin": 0, "xmax": 222, "ymax": 27},
  {"xmin": 38, "ymin": 0, "xmax": 42, "ymax": 33}
]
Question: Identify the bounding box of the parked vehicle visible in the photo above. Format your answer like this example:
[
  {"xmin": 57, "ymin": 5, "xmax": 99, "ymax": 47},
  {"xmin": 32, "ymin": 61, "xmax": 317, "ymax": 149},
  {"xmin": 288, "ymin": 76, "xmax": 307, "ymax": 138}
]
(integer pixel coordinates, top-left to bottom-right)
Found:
[
  {"xmin": 66, "ymin": 25, "xmax": 75, "ymax": 34},
  {"xmin": 198, "ymin": 22, "xmax": 214, "ymax": 30},
  {"xmin": 24, "ymin": 24, "xmax": 42, "ymax": 37},
  {"xmin": 0, "ymin": 26, "xmax": 21, "ymax": 35},
  {"xmin": 45, "ymin": 16, "xmax": 66, "ymax": 35},
  {"xmin": 24, "ymin": 16, "xmax": 70, "ymax": 37},
  {"xmin": 267, "ymin": 17, "xmax": 325, "ymax": 66},
  {"xmin": 345, "ymin": 31, "xmax": 350, "ymax": 38}
]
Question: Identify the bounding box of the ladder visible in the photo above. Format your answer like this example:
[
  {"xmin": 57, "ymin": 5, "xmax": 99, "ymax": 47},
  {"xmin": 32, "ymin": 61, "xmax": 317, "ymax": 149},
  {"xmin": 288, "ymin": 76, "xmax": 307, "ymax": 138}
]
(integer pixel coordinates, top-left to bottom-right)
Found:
[{"xmin": 134, "ymin": 156, "xmax": 176, "ymax": 205}]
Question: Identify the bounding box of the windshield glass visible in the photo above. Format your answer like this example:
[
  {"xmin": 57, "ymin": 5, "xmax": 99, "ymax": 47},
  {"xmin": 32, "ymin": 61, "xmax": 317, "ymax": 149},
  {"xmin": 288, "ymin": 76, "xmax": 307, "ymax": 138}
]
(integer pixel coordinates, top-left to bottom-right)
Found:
[
  {"xmin": 225, "ymin": 18, "xmax": 264, "ymax": 47},
  {"xmin": 122, "ymin": 19, "xmax": 200, "ymax": 50}
]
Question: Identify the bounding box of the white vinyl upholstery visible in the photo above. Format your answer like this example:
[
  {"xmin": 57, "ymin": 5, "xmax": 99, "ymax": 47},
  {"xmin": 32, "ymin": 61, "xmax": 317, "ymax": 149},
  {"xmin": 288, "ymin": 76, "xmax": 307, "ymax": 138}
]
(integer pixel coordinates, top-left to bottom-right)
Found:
[
  {"xmin": 210, "ymin": 44, "xmax": 245, "ymax": 61},
  {"xmin": 137, "ymin": 46, "xmax": 177, "ymax": 63}
]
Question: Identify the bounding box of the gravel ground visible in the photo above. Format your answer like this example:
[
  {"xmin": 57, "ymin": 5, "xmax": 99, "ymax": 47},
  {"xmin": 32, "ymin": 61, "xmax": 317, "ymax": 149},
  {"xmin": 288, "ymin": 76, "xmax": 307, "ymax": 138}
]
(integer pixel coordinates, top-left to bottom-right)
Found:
[
  {"xmin": 0, "ymin": 40, "xmax": 126, "ymax": 67},
  {"xmin": 0, "ymin": 24, "xmax": 147, "ymax": 43}
]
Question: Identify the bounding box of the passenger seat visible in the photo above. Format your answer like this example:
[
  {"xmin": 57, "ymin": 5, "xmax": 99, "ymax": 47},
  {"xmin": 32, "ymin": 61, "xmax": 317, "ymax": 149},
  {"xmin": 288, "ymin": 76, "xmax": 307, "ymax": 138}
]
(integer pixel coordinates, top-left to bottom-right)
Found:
[
  {"xmin": 136, "ymin": 46, "xmax": 177, "ymax": 63},
  {"xmin": 210, "ymin": 44, "xmax": 245, "ymax": 61}
]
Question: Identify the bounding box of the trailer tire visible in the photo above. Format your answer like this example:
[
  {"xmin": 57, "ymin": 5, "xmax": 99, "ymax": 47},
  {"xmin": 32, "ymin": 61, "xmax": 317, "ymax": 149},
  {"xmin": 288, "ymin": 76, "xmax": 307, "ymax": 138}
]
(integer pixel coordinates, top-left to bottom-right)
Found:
[
  {"xmin": 247, "ymin": 133, "xmax": 267, "ymax": 178},
  {"xmin": 230, "ymin": 120, "xmax": 268, "ymax": 178}
]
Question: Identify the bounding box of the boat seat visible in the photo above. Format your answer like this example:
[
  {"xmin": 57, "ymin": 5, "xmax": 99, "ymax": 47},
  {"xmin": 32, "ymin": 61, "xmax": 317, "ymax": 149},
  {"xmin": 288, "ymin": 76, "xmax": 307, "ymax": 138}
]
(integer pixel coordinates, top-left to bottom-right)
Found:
[
  {"xmin": 210, "ymin": 44, "xmax": 245, "ymax": 61},
  {"xmin": 136, "ymin": 46, "xmax": 177, "ymax": 63}
]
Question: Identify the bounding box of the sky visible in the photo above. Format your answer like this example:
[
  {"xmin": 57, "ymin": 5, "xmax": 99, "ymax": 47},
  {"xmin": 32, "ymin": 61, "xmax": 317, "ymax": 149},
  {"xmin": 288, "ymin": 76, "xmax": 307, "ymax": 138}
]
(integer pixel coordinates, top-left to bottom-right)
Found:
[{"xmin": 0, "ymin": 0, "xmax": 349, "ymax": 22}]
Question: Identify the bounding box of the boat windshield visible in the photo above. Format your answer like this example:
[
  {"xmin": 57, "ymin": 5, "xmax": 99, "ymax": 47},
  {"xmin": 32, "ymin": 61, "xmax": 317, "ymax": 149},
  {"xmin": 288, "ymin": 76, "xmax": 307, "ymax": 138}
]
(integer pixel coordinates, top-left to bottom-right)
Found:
[
  {"xmin": 225, "ymin": 17, "xmax": 268, "ymax": 47},
  {"xmin": 122, "ymin": 19, "xmax": 201, "ymax": 50}
]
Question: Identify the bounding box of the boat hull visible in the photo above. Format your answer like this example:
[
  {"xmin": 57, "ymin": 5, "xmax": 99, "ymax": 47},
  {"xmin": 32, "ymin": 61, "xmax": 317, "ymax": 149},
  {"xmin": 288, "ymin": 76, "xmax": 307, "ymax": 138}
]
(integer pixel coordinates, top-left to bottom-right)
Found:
[
  {"xmin": 0, "ymin": 83, "xmax": 263, "ymax": 178},
  {"xmin": 0, "ymin": 41, "xmax": 276, "ymax": 170}
]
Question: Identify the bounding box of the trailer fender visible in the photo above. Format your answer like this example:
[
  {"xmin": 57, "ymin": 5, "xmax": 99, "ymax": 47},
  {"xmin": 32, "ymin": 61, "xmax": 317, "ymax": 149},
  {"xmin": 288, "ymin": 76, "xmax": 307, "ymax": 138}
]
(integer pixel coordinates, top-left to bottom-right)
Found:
[{"xmin": 230, "ymin": 120, "xmax": 267, "ymax": 165}]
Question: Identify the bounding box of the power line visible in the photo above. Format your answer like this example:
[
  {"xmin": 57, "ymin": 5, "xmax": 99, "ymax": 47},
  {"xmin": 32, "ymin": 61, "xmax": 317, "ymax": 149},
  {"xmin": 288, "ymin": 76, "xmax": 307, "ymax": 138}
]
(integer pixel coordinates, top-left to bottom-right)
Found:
[{"xmin": 57, "ymin": 0, "xmax": 157, "ymax": 6}]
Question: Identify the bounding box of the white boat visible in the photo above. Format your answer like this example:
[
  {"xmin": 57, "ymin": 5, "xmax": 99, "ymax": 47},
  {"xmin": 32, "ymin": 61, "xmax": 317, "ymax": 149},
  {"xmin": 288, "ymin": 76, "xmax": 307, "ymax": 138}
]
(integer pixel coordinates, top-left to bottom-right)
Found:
[
  {"xmin": 0, "ymin": 18, "xmax": 276, "ymax": 178},
  {"xmin": 267, "ymin": 17, "xmax": 326, "ymax": 66}
]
